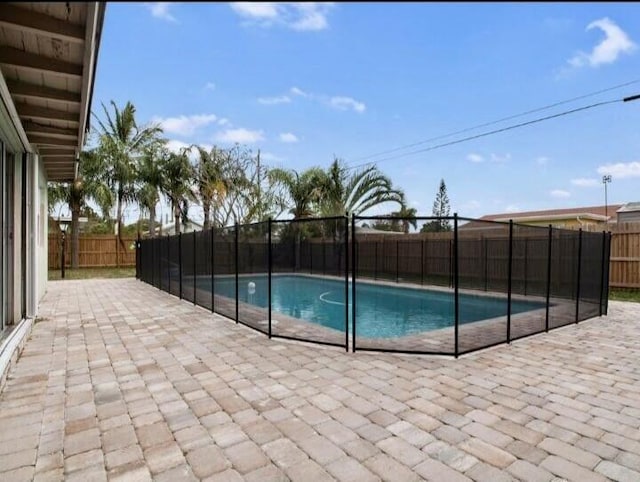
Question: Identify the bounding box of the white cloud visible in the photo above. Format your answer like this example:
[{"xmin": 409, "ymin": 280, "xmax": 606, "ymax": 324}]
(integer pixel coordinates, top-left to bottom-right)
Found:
[
  {"xmin": 165, "ymin": 139, "xmax": 189, "ymax": 154},
  {"xmin": 568, "ymin": 17, "xmax": 636, "ymax": 68},
  {"xmin": 258, "ymin": 95, "xmax": 291, "ymax": 105},
  {"xmin": 467, "ymin": 153, "xmax": 484, "ymax": 163},
  {"xmin": 597, "ymin": 161, "xmax": 640, "ymax": 179},
  {"xmin": 204, "ymin": 82, "xmax": 216, "ymax": 91},
  {"xmin": 290, "ymin": 86, "xmax": 308, "ymax": 97},
  {"xmin": 215, "ymin": 128, "xmax": 265, "ymax": 144},
  {"xmin": 218, "ymin": 118, "xmax": 230, "ymax": 126},
  {"xmin": 260, "ymin": 152, "xmax": 283, "ymax": 162},
  {"xmin": 571, "ymin": 178, "xmax": 599, "ymax": 187},
  {"xmin": 329, "ymin": 96, "xmax": 366, "ymax": 113},
  {"xmin": 229, "ymin": 2, "xmax": 279, "ymax": 19},
  {"xmin": 153, "ymin": 114, "xmax": 218, "ymax": 136},
  {"xmin": 146, "ymin": 2, "xmax": 177, "ymax": 22},
  {"xmin": 490, "ymin": 153, "xmax": 511, "ymax": 163},
  {"xmin": 279, "ymin": 132, "xmax": 299, "ymax": 143},
  {"xmin": 230, "ymin": 3, "xmax": 334, "ymax": 31},
  {"xmin": 536, "ymin": 156, "xmax": 550, "ymax": 165},
  {"xmin": 550, "ymin": 189, "xmax": 571, "ymax": 199}
]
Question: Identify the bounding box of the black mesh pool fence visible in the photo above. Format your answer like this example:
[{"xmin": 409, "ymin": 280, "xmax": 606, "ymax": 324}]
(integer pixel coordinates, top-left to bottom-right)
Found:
[{"xmin": 137, "ymin": 214, "xmax": 611, "ymax": 356}]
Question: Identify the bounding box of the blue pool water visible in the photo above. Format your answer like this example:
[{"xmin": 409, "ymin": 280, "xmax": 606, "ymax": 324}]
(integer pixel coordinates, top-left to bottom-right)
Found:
[{"xmin": 200, "ymin": 275, "xmax": 544, "ymax": 338}]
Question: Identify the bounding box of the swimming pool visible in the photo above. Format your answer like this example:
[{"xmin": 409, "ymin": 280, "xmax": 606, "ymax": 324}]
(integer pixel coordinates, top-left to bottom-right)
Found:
[{"xmin": 198, "ymin": 275, "xmax": 545, "ymax": 339}]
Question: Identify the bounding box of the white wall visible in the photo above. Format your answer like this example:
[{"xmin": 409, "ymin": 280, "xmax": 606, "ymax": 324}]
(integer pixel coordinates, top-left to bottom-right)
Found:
[{"xmin": 36, "ymin": 156, "xmax": 47, "ymax": 307}]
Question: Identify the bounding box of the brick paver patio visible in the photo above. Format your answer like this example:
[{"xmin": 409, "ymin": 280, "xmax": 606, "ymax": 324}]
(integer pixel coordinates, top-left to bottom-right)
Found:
[{"xmin": 1, "ymin": 278, "xmax": 639, "ymax": 481}]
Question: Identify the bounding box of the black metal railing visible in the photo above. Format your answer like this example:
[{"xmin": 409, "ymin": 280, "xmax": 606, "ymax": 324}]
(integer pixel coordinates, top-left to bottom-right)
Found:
[{"xmin": 137, "ymin": 214, "xmax": 611, "ymax": 357}]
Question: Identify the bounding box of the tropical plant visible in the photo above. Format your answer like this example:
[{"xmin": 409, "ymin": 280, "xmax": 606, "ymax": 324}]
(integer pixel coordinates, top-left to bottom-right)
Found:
[
  {"xmin": 268, "ymin": 166, "xmax": 327, "ymax": 267},
  {"xmin": 93, "ymin": 101, "xmax": 163, "ymax": 244},
  {"xmin": 268, "ymin": 167, "xmax": 326, "ymax": 219},
  {"xmin": 194, "ymin": 146, "xmax": 227, "ymax": 229},
  {"xmin": 391, "ymin": 205, "xmax": 418, "ymax": 234},
  {"xmin": 47, "ymin": 150, "xmax": 112, "ymax": 268},
  {"xmin": 160, "ymin": 149, "xmax": 195, "ymax": 234},
  {"xmin": 136, "ymin": 145, "xmax": 168, "ymax": 237},
  {"xmin": 320, "ymin": 158, "xmax": 405, "ymax": 218}
]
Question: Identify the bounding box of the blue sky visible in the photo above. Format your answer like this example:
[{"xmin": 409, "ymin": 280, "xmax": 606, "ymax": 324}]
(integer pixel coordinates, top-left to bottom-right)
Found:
[{"xmin": 92, "ymin": 2, "xmax": 640, "ymax": 224}]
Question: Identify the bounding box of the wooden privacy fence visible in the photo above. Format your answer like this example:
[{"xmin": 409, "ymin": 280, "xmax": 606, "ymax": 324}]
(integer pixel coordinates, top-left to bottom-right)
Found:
[
  {"xmin": 609, "ymin": 222, "xmax": 640, "ymax": 289},
  {"xmin": 48, "ymin": 234, "xmax": 137, "ymax": 269}
]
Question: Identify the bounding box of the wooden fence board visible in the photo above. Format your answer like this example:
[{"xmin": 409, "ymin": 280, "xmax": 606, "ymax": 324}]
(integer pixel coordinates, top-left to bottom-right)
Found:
[{"xmin": 48, "ymin": 234, "xmax": 137, "ymax": 269}]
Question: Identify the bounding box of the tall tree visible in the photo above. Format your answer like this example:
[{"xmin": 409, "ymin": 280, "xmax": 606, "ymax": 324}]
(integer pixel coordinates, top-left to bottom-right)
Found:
[
  {"xmin": 268, "ymin": 166, "xmax": 326, "ymax": 268},
  {"xmin": 421, "ymin": 179, "xmax": 452, "ymax": 232},
  {"xmin": 136, "ymin": 144, "xmax": 167, "ymax": 237},
  {"xmin": 391, "ymin": 205, "xmax": 417, "ymax": 233},
  {"xmin": 160, "ymin": 149, "xmax": 195, "ymax": 234},
  {"xmin": 195, "ymin": 146, "xmax": 227, "ymax": 229},
  {"xmin": 47, "ymin": 150, "xmax": 112, "ymax": 268},
  {"xmin": 320, "ymin": 158, "xmax": 405, "ymax": 217},
  {"xmin": 94, "ymin": 101, "xmax": 162, "ymax": 247}
]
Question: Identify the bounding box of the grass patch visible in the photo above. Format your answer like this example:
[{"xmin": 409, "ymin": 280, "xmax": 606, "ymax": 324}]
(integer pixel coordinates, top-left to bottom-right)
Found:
[
  {"xmin": 609, "ymin": 288, "xmax": 640, "ymax": 303},
  {"xmin": 48, "ymin": 267, "xmax": 136, "ymax": 281}
]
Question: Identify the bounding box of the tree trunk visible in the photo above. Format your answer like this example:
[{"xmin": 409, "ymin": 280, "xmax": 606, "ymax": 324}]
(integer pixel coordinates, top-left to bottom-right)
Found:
[
  {"xmin": 174, "ymin": 204, "xmax": 181, "ymax": 235},
  {"xmin": 71, "ymin": 201, "xmax": 80, "ymax": 269},
  {"xmin": 116, "ymin": 188, "xmax": 123, "ymax": 267},
  {"xmin": 203, "ymin": 203, "xmax": 210, "ymax": 230},
  {"xmin": 149, "ymin": 204, "xmax": 156, "ymax": 238}
]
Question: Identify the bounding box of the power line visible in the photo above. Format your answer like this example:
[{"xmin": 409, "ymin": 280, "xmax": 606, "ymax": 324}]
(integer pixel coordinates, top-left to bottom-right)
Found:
[
  {"xmin": 346, "ymin": 98, "xmax": 623, "ymax": 171},
  {"xmin": 346, "ymin": 78, "xmax": 640, "ymax": 167}
]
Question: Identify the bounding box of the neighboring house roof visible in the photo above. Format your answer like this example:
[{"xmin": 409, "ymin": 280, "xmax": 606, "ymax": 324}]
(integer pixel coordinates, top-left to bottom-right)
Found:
[
  {"xmin": 617, "ymin": 202, "xmax": 640, "ymax": 213},
  {"xmin": 356, "ymin": 226, "xmax": 403, "ymax": 235},
  {"xmin": 478, "ymin": 204, "xmax": 624, "ymax": 223}
]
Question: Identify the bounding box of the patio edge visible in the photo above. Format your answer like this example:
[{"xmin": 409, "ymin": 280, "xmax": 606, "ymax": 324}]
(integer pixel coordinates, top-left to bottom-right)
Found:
[{"xmin": 0, "ymin": 318, "xmax": 34, "ymax": 393}]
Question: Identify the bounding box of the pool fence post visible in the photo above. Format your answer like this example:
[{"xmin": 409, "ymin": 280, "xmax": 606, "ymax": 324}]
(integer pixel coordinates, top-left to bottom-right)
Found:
[
  {"xmin": 507, "ymin": 219, "xmax": 513, "ymax": 343},
  {"xmin": 351, "ymin": 215, "xmax": 357, "ymax": 353},
  {"xmin": 454, "ymin": 214, "xmax": 459, "ymax": 358},
  {"xmin": 193, "ymin": 232, "xmax": 197, "ymax": 305},
  {"xmin": 167, "ymin": 235, "xmax": 171, "ymax": 294},
  {"xmin": 484, "ymin": 235, "xmax": 488, "ymax": 292},
  {"xmin": 268, "ymin": 219, "xmax": 272, "ymax": 339},
  {"xmin": 421, "ymin": 238, "xmax": 424, "ymax": 286},
  {"xmin": 396, "ymin": 239, "xmax": 399, "ymax": 283},
  {"xmin": 599, "ymin": 230, "xmax": 606, "ymax": 317},
  {"xmin": 136, "ymin": 233, "xmax": 140, "ymax": 279},
  {"xmin": 235, "ymin": 223, "xmax": 239, "ymax": 324},
  {"xmin": 211, "ymin": 227, "xmax": 215, "ymax": 313},
  {"xmin": 345, "ymin": 214, "xmax": 349, "ymax": 352},
  {"xmin": 575, "ymin": 228, "xmax": 582, "ymax": 324},
  {"xmin": 545, "ymin": 224, "xmax": 552, "ymax": 332},
  {"xmin": 605, "ymin": 232, "xmax": 612, "ymax": 315},
  {"xmin": 524, "ymin": 237, "xmax": 528, "ymax": 296},
  {"xmin": 151, "ymin": 237, "xmax": 155, "ymax": 287},
  {"xmin": 178, "ymin": 232, "xmax": 183, "ymax": 299}
]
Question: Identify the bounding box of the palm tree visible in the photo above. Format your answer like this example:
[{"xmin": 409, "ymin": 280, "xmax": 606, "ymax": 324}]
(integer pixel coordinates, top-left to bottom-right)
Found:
[
  {"xmin": 136, "ymin": 145, "xmax": 168, "ymax": 237},
  {"xmin": 391, "ymin": 205, "xmax": 417, "ymax": 234},
  {"xmin": 269, "ymin": 166, "xmax": 326, "ymax": 268},
  {"xmin": 195, "ymin": 146, "xmax": 227, "ymax": 229},
  {"xmin": 161, "ymin": 149, "xmax": 195, "ymax": 234},
  {"xmin": 268, "ymin": 167, "xmax": 325, "ymax": 219},
  {"xmin": 94, "ymin": 101, "xmax": 162, "ymax": 245},
  {"xmin": 320, "ymin": 158, "xmax": 405, "ymax": 217},
  {"xmin": 47, "ymin": 150, "xmax": 112, "ymax": 268}
]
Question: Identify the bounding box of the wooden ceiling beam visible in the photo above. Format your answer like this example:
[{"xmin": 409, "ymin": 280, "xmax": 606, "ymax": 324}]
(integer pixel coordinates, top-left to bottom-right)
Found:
[{"xmin": 0, "ymin": 4, "xmax": 85, "ymax": 43}]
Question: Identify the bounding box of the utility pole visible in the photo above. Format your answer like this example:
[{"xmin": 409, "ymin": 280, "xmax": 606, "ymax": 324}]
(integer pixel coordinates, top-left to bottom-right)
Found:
[{"xmin": 602, "ymin": 175, "xmax": 612, "ymax": 223}]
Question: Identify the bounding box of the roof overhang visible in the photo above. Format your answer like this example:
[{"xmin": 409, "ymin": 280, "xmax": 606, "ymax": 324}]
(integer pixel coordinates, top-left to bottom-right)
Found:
[{"xmin": 0, "ymin": 2, "xmax": 105, "ymax": 181}]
